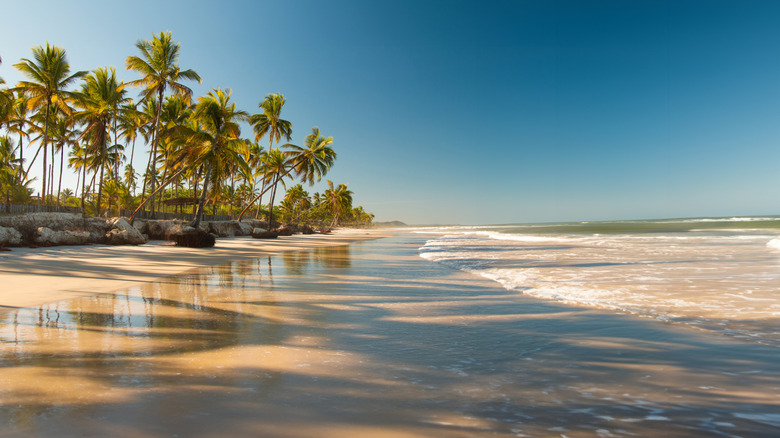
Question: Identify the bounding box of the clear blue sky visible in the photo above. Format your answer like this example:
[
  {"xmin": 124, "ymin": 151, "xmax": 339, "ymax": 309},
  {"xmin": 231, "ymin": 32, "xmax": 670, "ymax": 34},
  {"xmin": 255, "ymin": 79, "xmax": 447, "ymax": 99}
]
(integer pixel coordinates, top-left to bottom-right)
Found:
[{"xmin": 2, "ymin": 0, "xmax": 780, "ymax": 224}]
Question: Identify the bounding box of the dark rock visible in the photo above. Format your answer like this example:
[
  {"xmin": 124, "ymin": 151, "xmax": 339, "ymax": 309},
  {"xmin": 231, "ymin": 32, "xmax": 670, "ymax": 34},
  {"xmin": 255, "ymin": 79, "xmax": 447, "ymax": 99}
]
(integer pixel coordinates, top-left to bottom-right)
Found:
[
  {"xmin": 252, "ymin": 228, "xmax": 278, "ymax": 239},
  {"xmin": 167, "ymin": 225, "xmax": 216, "ymax": 248},
  {"xmin": 276, "ymin": 225, "xmax": 294, "ymax": 236},
  {"xmin": 145, "ymin": 220, "xmax": 183, "ymax": 240}
]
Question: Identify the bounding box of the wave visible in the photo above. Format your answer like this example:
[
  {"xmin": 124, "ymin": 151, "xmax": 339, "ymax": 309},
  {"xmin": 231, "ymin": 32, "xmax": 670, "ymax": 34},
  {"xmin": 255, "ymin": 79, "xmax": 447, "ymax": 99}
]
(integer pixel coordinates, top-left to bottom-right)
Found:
[{"xmin": 418, "ymin": 228, "xmax": 780, "ymax": 346}]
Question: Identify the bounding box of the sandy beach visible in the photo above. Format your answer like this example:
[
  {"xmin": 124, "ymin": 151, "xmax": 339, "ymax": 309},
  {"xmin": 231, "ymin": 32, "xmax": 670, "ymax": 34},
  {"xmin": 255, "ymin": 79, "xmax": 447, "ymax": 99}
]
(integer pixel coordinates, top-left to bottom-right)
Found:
[
  {"xmin": 0, "ymin": 229, "xmax": 390, "ymax": 309},
  {"xmin": 1, "ymin": 232, "xmax": 779, "ymax": 437}
]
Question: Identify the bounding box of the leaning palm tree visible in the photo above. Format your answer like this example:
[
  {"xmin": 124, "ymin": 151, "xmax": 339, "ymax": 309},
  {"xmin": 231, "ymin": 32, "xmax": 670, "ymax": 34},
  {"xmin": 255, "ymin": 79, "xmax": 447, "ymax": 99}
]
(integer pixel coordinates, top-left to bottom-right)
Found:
[
  {"xmin": 261, "ymin": 148, "xmax": 292, "ymax": 227},
  {"xmin": 323, "ymin": 180, "xmax": 353, "ymax": 229},
  {"xmin": 13, "ymin": 43, "xmax": 86, "ymax": 204},
  {"xmin": 237, "ymin": 127, "xmax": 336, "ymax": 221},
  {"xmin": 250, "ymin": 93, "xmax": 292, "ymax": 149},
  {"xmin": 179, "ymin": 88, "xmax": 248, "ymax": 228},
  {"xmin": 126, "ymin": 31, "xmax": 201, "ymax": 215}
]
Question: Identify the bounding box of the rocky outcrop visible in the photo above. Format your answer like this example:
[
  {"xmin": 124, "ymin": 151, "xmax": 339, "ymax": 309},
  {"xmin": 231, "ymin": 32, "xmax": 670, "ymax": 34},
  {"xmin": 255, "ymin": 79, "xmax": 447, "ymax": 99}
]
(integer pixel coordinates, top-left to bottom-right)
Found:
[
  {"xmin": 35, "ymin": 227, "xmax": 92, "ymax": 246},
  {"xmin": 143, "ymin": 220, "xmax": 184, "ymax": 240},
  {"xmin": 252, "ymin": 228, "xmax": 278, "ymax": 239},
  {"xmin": 0, "ymin": 226, "xmax": 22, "ymax": 247},
  {"xmin": 105, "ymin": 218, "xmax": 147, "ymax": 245},
  {"xmin": 0, "ymin": 213, "xmax": 150, "ymax": 247},
  {"xmin": 208, "ymin": 221, "xmax": 253, "ymax": 237},
  {"xmin": 167, "ymin": 224, "xmax": 216, "ymax": 248}
]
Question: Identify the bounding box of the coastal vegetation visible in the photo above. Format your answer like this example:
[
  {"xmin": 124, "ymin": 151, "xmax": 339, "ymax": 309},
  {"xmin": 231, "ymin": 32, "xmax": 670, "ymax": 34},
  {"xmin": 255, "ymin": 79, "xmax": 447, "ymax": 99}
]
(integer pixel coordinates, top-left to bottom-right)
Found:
[{"xmin": 0, "ymin": 32, "xmax": 374, "ymax": 230}]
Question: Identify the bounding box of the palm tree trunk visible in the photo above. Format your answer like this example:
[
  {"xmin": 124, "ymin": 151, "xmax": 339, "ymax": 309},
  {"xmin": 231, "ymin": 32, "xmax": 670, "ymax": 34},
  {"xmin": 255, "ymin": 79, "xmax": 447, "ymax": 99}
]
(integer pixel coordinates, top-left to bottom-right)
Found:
[
  {"xmin": 16, "ymin": 132, "xmax": 24, "ymax": 184},
  {"xmin": 140, "ymin": 142, "xmax": 153, "ymax": 199},
  {"xmin": 57, "ymin": 145, "xmax": 64, "ymax": 205},
  {"xmin": 41, "ymin": 102, "xmax": 50, "ymax": 205},
  {"xmin": 229, "ymin": 178, "xmax": 235, "ymax": 218},
  {"xmin": 237, "ymin": 169, "xmax": 294, "ymax": 221},
  {"xmin": 128, "ymin": 166, "xmax": 188, "ymax": 222},
  {"xmin": 49, "ymin": 144, "xmax": 55, "ymax": 205},
  {"xmin": 96, "ymin": 160, "xmax": 105, "ymax": 217},
  {"xmin": 81, "ymin": 156, "xmax": 87, "ymax": 211},
  {"xmin": 267, "ymin": 174, "xmax": 280, "ymax": 228},
  {"xmin": 24, "ymin": 144, "xmax": 42, "ymax": 182},
  {"xmin": 191, "ymin": 163, "xmax": 212, "ymax": 229},
  {"xmin": 148, "ymin": 89, "xmax": 164, "ymax": 216}
]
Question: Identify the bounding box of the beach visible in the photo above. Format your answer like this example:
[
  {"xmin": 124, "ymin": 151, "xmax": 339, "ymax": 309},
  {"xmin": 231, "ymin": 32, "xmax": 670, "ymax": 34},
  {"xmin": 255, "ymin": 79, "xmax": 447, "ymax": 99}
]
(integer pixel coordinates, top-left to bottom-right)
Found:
[
  {"xmin": 0, "ymin": 229, "xmax": 390, "ymax": 309},
  {"xmin": 1, "ymin": 232, "xmax": 779, "ymax": 437}
]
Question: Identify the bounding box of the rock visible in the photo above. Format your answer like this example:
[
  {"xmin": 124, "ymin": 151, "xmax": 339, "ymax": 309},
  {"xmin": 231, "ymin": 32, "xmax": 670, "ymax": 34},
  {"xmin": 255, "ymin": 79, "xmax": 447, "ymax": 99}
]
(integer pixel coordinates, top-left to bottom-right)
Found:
[
  {"xmin": 300, "ymin": 224, "xmax": 315, "ymax": 235},
  {"xmin": 252, "ymin": 228, "xmax": 278, "ymax": 239},
  {"xmin": 132, "ymin": 220, "xmax": 147, "ymax": 235},
  {"xmin": 208, "ymin": 220, "xmax": 251, "ymax": 237},
  {"xmin": 237, "ymin": 221, "xmax": 253, "ymax": 236},
  {"xmin": 243, "ymin": 219, "xmax": 269, "ymax": 230},
  {"xmin": 167, "ymin": 225, "xmax": 216, "ymax": 248},
  {"xmin": 276, "ymin": 225, "xmax": 294, "ymax": 236},
  {"xmin": 0, "ymin": 226, "xmax": 22, "ymax": 247},
  {"xmin": 35, "ymin": 227, "xmax": 91, "ymax": 246},
  {"xmin": 145, "ymin": 220, "xmax": 184, "ymax": 240},
  {"xmin": 105, "ymin": 217, "xmax": 147, "ymax": 245},
  {"xmin": 0, "ymin": 212, "xmax": 84, "ymax": 231}
]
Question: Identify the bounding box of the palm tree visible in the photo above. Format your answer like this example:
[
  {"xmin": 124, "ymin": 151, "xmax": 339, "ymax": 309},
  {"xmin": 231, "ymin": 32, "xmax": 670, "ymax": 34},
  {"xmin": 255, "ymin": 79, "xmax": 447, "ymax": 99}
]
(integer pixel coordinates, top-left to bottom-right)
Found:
[
  {"xmin": 67, "ymin": 142, "xmax": 87, "ymax": 206},
  {"xmin": 5, "ymin": 94, "xmax": 31, "ymax": 183},
  {"xmin": 0, "ymin": 136, "xmax": 22, "ymax": 205},
  {"xmin": 126, "ymin": 31, "xmax": 201, "ymax": 215},
  {"xmin": 250, "ymin": 93, "xmax": 292, "ymax": 149},
  {"xmin": 183, "ymin": 88, "xmax": 248, "ymax": 228},
  {"xmin": 261, "ymin": 148, "xmax": 291, "ymax": 227},
  {"xmin": 117, "ymin": 102, "xmax": 146, "ymax": 169},
  {"xmin": 49, "ymin": 115, "xmax": 80, "ymax": 204},
  {"xmin": 284, "ymin": 127, "xmax": 336, "ymax": 185},
  {"xmin": 13, "ymin": 43, "xmax": 86, "ymax": 204},
  {"xmin": 72, "ymin": 67, "xmax": 126, "ymax": 216},
  {"xmin": 323, "ymin": 180, "xmax": 353, "ymax": 229},
  {"xmin": 237, "ymin": 127, "xmax": 336, "ymax": 221}
]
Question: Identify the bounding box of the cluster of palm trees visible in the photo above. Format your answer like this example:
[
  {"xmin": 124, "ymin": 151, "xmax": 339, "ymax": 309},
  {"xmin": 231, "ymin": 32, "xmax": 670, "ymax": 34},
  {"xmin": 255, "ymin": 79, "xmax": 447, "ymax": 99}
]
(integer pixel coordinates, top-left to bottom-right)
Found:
[{"xmin": 0, "ymin": 32, "xmax": 372, "ymax": 228}]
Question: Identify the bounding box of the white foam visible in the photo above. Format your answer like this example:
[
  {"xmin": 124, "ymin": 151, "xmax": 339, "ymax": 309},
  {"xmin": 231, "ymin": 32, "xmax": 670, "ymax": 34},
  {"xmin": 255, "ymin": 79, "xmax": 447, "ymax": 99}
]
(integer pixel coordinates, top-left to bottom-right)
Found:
[{"xmin": 766, "ymin": 238, "xmax": 780, "ymax": 250}]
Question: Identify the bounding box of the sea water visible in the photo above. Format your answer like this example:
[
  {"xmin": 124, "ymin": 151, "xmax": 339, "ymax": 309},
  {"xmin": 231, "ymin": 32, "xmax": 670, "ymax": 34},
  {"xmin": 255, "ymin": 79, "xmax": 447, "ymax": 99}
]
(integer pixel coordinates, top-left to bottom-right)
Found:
[{"xmin": 418, "ymin": 217, "xmax": 780, "ymax": 346}]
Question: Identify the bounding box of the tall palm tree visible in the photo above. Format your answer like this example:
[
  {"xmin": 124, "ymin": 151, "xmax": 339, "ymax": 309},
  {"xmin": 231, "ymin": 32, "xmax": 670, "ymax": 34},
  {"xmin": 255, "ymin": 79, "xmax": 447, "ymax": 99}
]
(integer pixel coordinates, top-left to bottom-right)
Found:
[
  {"xmin": 126, "ymin": 31, "xmax": 201, "ymax": 215},
  {"xmin": 237, "ymin": 127, "xmax": 336, "ymax": 221},
  {"xmin": 72, "ymin": 67, "xmax": 126, "ymax": 216},
  {"xmin": 13, "ymin": 43, "xmax": 86, "ymax": 204},
  {"xmin": 183, "ymin": 88, "xmax": 248, "ymax": 228},
  {"xmin": 250, "ymin": 93, "xmax": 292, "ymax": 149}
]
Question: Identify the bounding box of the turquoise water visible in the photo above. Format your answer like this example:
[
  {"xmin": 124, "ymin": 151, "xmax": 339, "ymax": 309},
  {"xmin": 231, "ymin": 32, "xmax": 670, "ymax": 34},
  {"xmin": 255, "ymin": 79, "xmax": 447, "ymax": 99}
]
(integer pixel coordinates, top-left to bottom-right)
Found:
[{"xmin": 418, "ymin": 216, "xmax": 780, "ymax": 345}]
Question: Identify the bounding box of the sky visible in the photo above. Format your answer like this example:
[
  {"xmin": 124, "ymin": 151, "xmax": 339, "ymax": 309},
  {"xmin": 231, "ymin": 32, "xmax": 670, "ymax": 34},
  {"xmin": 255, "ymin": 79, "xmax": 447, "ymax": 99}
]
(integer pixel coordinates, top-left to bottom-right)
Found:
[{"xmin": 2, "ymin": 0, "xmax": 780, "ymax": 225}]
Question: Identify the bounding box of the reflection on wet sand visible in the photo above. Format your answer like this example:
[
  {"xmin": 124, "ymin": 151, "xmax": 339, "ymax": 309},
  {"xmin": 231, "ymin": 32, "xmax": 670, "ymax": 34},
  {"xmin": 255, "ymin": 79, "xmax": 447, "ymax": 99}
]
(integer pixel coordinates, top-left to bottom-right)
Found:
[{"xmin": 1, "ymin": 239, "xmax": 780, "ymax": 437}]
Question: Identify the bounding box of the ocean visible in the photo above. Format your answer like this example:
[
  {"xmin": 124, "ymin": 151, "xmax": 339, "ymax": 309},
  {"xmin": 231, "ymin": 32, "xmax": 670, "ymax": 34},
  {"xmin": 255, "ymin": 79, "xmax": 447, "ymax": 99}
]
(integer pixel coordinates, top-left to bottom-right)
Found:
[{"xmin": 417, "ymin": 216, "xmax": 780, "ymax": 346}]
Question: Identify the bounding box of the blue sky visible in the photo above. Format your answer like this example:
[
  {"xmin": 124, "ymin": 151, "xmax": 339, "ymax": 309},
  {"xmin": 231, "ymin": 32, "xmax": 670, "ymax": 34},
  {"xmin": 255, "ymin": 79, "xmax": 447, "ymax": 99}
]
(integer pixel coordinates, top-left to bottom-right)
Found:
[{"xmin": 2, "ymin": 0, "xmax": 780, "ymax": 224}]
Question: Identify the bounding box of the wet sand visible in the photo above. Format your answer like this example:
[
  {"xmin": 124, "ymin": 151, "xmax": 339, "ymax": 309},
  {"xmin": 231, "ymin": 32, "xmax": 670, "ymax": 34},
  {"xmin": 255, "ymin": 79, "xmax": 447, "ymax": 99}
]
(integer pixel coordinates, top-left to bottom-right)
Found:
[
  {"xmin": 0, "ymin": 228, "xmax": 390, "ymax": 309},
  {"xmin": 1, "ymin": 233, "xmax": 779, "ymax": 437}
]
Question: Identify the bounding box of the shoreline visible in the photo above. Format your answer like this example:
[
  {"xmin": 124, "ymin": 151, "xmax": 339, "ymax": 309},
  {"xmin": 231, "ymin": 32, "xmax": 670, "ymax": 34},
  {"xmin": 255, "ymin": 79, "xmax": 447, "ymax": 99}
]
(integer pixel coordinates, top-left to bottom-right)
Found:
[{"xmin": 0, "ymin": 228, "xmax": 392, "ymax": 309}]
